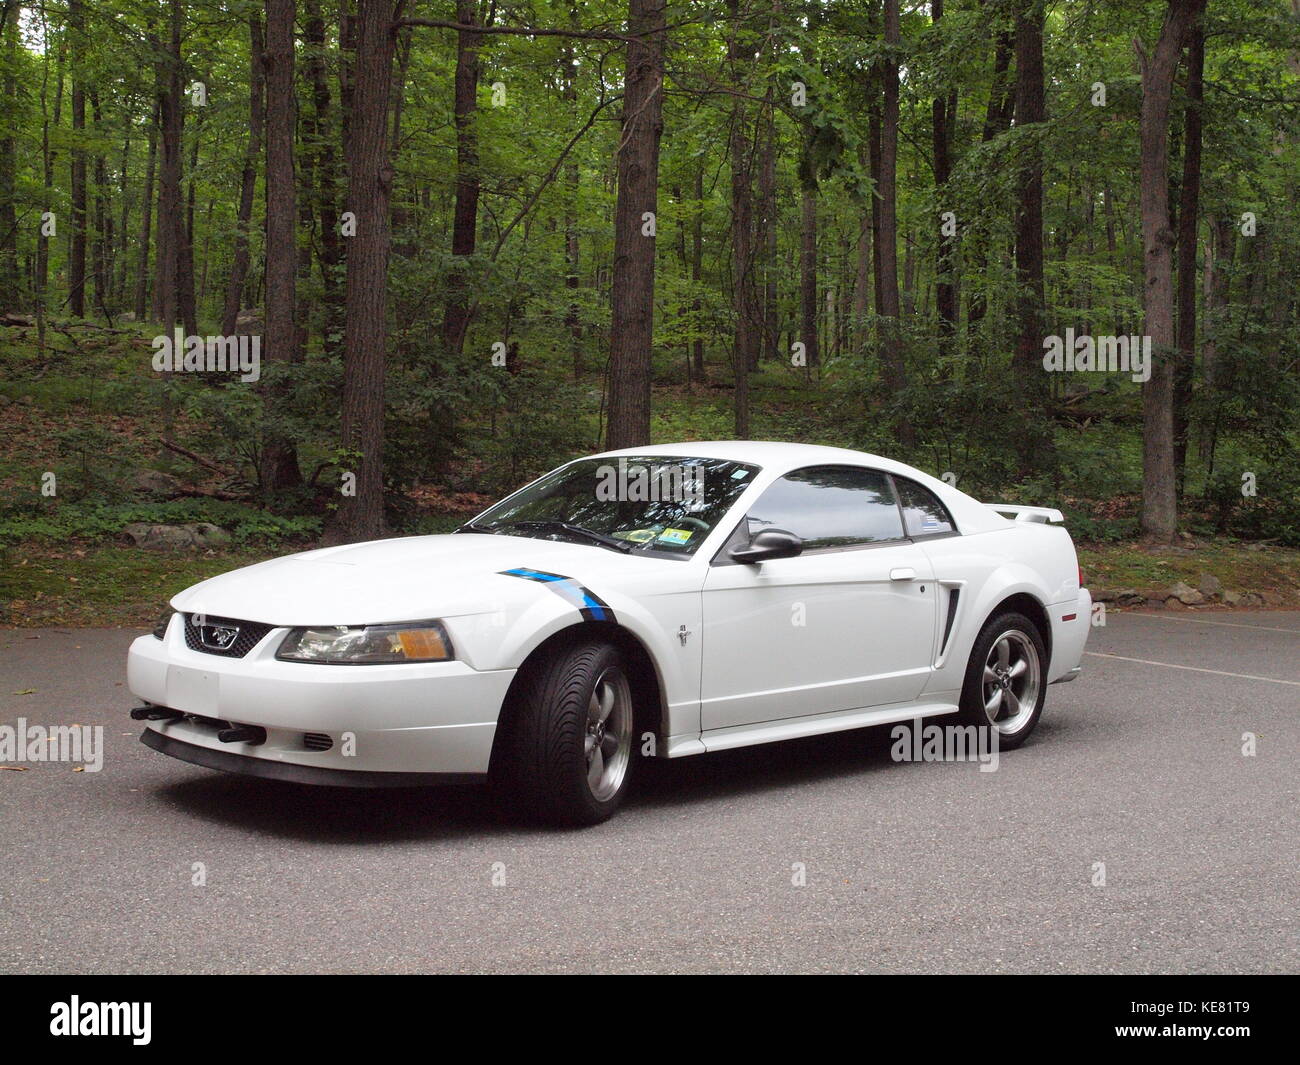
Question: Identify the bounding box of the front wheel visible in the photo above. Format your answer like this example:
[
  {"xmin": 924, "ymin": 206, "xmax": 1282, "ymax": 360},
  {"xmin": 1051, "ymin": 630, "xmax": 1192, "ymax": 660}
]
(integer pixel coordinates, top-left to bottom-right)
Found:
[
  {"xmin": 494, "ymin": 641, "xmax": 636, "ymax": 826},
  {"xmin": 957, "ymin": 611, "xmax": 1047, "ymax": 750}
]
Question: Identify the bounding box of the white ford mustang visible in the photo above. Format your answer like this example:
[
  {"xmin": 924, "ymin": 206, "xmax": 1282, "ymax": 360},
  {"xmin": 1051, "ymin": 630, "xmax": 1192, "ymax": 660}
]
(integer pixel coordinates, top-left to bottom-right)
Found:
[{"xmin": 128, "ymin": 441, "xmax": 1090, "ymax": 825}]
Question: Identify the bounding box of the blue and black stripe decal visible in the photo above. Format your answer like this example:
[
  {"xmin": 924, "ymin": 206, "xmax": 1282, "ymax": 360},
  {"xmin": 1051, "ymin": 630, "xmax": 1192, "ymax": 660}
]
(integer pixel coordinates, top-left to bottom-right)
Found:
[{"xmin": 499, "ymin": 568, "xmax": 616, "ymax": 623}]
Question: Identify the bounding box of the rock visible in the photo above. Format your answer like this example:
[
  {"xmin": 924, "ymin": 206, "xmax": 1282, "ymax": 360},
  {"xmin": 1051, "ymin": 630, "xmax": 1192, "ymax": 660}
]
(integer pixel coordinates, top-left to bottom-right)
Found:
[
  {"xmin": 1240, "ymin": 591, "xmax": 1265, "ymax": 607},
  {"xmin": 130, "ymin": 469, "xmax": 185, "ymax": 499},
  {"xmin": 1169, "ymin": 581, "xmax": 1205, "ymax": 606},
  {"xmin": 1116, "ymin": 589, "xmax": 1144, "ymax": 607},
  {"xmin": 1222, "ymin": 590, "xmax": 1243, "ymax": 607},
  {"xmin": 1145, "ymin": 598, "xmax": 1166, "ymax": 609},
  {"xmin": 1197, "ymin": 573, "xmax": 1223, "ymax": 599},
  {"xmin": 1091, "ymin": 588, "xmax": 1118, "ymax": 603},
  {"xmin": 189, "ymin": 522, "xmax": 231, "ymax": 548},
  {"xmin": 121, "ymin": 522, "xmax": 231, "ymax": 549},
  {"xmin": 1165, "ymin": 597, "xmax": 1187, "ymax": 611}
]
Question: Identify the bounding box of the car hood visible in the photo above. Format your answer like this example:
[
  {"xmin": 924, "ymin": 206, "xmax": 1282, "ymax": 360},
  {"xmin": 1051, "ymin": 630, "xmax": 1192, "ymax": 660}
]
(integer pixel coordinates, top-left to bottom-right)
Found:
[{"xmin": 169, "ymin": 533, "xmax": 694, "ymax": 626}]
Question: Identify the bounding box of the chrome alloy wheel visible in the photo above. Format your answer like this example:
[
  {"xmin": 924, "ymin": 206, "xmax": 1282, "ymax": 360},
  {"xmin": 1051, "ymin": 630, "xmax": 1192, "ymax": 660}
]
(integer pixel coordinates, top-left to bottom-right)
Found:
[
  {"xmin": 584, "ymin": 667, "xmax": 633, "ymax": 802},
  {"xmin": 981, "ymin": 629, "xmax": 1041, "ymax": 734}
]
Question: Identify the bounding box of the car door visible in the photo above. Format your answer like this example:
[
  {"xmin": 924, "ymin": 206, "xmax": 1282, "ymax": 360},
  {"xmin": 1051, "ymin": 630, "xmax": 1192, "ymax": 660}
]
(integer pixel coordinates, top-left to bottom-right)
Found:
[{"xmin": 700, "ymin": 465, "xmax": 937, "ymax": 732}]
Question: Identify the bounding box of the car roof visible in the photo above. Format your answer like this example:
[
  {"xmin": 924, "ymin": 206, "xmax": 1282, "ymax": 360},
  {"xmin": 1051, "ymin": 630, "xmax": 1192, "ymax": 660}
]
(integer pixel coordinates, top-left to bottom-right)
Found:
[
  {"xmin": 590, "ymin": 440, "xmax": 1010, "ymax": 534},
  {"xmin": 594, "ymin": 440, "xmax": 920, "ymax": 478}
]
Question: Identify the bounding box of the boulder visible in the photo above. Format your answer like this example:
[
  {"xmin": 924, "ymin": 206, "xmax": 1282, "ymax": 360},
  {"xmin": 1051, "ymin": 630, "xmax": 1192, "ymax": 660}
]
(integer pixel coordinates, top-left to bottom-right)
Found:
[
  {"xmin": 1197, "ymin": 573, "xmax": 1223, "ymax": 599},
  {"xmin": 1169, "ymin": 581, "xmax": 1205, "ymax": 606},
  {"xmin": 121, "ymin": 522, "xmax": 231, "ymax": 549},
  {"xmin": 130, "ymin": 469, "xmax": 185, "ymax": 499},
  {"xmin": 1222, "ymin": 590, "xmax": 1243, "ymax": 607},
  {"xmin": 1116, "ymin": 589, "xmax": 1145, "ymax": 607}
]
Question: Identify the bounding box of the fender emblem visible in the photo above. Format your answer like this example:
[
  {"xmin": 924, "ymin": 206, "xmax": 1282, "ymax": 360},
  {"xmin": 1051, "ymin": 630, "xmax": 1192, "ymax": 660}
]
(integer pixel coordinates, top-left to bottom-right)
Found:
[{"xmin": 678, "ymin": 625, "xmax": 691, "ymax": 646}]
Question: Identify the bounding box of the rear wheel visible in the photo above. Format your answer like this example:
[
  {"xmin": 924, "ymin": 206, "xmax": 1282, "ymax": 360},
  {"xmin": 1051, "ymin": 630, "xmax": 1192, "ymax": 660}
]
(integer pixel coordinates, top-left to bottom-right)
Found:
[
  {"xmin": 494, "ymin": 640, "xmax": 636, "ymax": 826},
  {"xmin": 957, "ymin": 611, "xmax": 1046, "ymax": 750}
]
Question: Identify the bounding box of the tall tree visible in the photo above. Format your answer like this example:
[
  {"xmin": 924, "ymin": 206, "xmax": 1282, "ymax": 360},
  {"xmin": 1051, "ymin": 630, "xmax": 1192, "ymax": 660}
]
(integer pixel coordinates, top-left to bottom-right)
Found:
[
  {"xmin": 262, "ymin": 0, "xmax": 303, "ymax": 491},
  {"xmin": 68, "ymin": 0, "xmax": 87, "ymax": 317},
  {"xmin": 1137, "ymin": 0, "xmax": 1205, "ymax": 541},
  {"xmin": 931, "ymin": 0, "xmax": 957, "ymax": 350},
  {"xmin": 1011, "ymin": 0, "xmax": 1051, "ymax": 473},
  {"xmin": 222, "ymin": 13, "xmax": 264, "ymax": 337},
  {"xmin": 877, "ymin": 0, "xmax": 909, "ymax": 443},
  {"xmin": 132, "ymin": 101, "xmax": 158, "ymax": 320},
  {"xmin": 605, "ymin": 0, "xmax": 666, "ymax": 449},
  {"xmin": 333, "ymin": 0, "xmax": 402, "ymax": 542},
  {"xmin": 1173, "ymin": 12, "xmax": 1205, "ymax": 494},
  {"xmin": 441, "ymin": 1, "xmax": 483, "ymax": 357}
]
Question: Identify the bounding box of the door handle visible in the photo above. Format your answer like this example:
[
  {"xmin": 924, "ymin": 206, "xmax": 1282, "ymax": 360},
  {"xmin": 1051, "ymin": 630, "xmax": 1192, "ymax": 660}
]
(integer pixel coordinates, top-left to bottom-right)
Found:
[{"xmin": 889, "ymin": 567, "xmax": 916, "ymax": 581}]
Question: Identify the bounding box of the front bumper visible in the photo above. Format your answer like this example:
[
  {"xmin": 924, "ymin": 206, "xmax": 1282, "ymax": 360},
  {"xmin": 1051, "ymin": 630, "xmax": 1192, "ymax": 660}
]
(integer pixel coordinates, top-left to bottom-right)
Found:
[{"xmin": 127, "ymin": 620, "xmax": 516, "ymax": 781}]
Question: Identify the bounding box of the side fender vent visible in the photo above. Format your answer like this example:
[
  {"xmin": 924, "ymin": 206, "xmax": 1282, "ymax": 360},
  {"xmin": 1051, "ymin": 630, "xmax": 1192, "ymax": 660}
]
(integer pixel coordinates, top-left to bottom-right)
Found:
[{"xmin": 940, "ymin": 588, "xmax": 961, "ymax": 656}]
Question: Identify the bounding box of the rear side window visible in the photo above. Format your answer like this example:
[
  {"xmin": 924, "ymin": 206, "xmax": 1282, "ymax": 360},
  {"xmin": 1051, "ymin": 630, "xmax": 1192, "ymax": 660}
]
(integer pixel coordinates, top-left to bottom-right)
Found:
[
  {"xmin": 745, "ymin": 466, "xmax": 905, "ymax": 550},
  {"xmin": 894, "ymin": 476, "xmax": 956, "ymax": 537}
]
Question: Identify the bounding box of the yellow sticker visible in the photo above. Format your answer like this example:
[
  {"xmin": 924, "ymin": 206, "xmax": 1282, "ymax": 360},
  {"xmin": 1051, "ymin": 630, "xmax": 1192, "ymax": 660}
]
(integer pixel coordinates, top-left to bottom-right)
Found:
[{"xmin": 659, "ymin": 528, "xmax": 693, "ymax": 545}]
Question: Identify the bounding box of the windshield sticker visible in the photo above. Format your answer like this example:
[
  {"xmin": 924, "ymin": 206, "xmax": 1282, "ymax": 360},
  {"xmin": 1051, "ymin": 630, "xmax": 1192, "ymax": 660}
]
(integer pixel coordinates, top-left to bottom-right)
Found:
[
  {"xmin": 499, "ymin": 568, "xmax": 616, "ymax": 623},
  {"xmin": 658, "ymin": 528, "xmax": 693, "ymax": 545}
]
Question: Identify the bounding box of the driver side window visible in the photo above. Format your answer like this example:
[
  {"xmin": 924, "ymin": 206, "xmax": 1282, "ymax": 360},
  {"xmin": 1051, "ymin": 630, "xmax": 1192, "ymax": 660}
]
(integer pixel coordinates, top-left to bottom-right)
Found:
[{"xmin": 745, "ymin": 466, "xmax": 905, "ymax": 550}]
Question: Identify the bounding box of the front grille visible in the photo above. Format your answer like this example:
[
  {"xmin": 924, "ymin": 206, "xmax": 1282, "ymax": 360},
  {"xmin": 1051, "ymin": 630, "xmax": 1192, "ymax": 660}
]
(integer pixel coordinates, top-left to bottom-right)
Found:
[
  {"xmin": 182, "ymin": 613, "xmax": 275, "ymax": 658},
  {"xmin": 303, "ymin": 732, "xmax": 333, "ymax": 752}
]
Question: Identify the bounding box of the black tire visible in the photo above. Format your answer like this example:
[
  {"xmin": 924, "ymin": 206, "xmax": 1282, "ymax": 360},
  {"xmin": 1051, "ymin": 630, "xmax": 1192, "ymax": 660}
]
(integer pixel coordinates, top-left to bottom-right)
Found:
[
  {"xmin": 493, "ymin": 640, "xmax": 636, "ymax": 827},
  {"xmin": 956, "ymin": 610, "xmax": 1047, "ymax": 751}
]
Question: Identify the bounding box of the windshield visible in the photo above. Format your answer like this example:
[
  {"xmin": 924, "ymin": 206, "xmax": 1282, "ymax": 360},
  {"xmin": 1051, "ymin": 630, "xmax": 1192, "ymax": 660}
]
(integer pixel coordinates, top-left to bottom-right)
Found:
[{"xmin": 464, "ymin": 455, "xmax": 760, "ymax": 557}]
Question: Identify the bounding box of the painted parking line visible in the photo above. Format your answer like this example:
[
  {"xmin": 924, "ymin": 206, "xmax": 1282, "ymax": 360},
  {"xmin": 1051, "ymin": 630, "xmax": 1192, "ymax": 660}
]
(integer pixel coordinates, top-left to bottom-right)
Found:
[
  {"xmin": 1122, "ymin": 612, "xmax": 1300, "ymax": 635},
  {"xmin": 1084, "ymin": 651, "xmax": 1300, "ymax": 687}
]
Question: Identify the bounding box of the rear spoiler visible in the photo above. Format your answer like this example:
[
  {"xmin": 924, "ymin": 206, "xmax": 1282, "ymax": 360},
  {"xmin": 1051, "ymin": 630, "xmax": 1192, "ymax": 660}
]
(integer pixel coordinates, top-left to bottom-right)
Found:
[{"xmin": 986, "ymin": 503, "xmax": 1065, "ymax": 524}]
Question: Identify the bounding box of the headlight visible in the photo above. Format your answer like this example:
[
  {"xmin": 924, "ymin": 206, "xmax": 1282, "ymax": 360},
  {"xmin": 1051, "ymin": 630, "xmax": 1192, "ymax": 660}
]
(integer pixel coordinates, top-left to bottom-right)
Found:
[
  {"xmin": 152, "ymin": 610, "xmax": 173, "ymax": 640},
  {"xmin": 276, "ymin": 620, "xmax": 455, "ymax": 664}
]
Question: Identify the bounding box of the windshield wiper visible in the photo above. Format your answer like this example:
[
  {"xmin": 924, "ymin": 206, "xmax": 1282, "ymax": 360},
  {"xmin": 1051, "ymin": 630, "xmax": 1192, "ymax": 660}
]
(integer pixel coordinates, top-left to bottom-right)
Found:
[
  {"xmin": 455, "ymin": 520, "xmax": 495, "ymax": 534},
  {"xmin": 500, "ymin": 520, "xmax": 632, "ymax": 553}
]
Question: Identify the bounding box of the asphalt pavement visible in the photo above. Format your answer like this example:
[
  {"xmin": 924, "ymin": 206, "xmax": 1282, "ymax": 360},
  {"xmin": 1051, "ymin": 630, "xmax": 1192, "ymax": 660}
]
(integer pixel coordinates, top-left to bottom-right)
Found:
[{"xmin": 1, "ymin": 610, "xmax": 1296, "ymax": 973}]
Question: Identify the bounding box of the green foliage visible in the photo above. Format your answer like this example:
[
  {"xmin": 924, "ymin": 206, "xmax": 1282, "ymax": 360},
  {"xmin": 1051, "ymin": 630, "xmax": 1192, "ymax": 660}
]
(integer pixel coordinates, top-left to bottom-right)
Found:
[{"xmin": 0, "ymin": 500, "xmax": 320, "ymax": 547}]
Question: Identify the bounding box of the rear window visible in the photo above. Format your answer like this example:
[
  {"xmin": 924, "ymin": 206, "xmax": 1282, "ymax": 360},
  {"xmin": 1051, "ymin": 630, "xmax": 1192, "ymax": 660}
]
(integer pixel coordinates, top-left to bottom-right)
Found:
[{"xmin": 894, "ymin": 476, "xmax": 956, "ymax": 537}]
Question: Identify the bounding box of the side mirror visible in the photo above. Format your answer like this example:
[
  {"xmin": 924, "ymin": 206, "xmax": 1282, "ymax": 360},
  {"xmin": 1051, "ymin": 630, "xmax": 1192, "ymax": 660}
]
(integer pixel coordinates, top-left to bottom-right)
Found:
[{"xmin": 729, "ymin": 528, "xmax": 803, "ymax": 564}]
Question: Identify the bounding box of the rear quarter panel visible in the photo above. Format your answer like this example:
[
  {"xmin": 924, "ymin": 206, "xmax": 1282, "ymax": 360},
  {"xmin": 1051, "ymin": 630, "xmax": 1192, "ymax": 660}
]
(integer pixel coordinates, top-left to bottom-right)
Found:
[{"xmin": 918, "ymin": 524, "xmax": 1088, "ymax": 694}]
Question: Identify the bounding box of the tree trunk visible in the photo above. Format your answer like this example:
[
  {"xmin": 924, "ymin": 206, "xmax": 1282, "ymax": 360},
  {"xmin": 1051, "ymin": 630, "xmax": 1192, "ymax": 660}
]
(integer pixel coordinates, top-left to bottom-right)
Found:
[
  {"xmin": 799, "ymin": 182, "xmax": 819, "ymax": 371},
  {"xmin": 132, "ymin": 102, "xmax": 158, "ymax": 320},
  {"xmin": 1173, "ymin": 15, "xmax": 1203, "ymax": 496},
  {"xmin": 691, "ymin": 165, "xmax": 705, "ymax": 378},
  {"xmin": 441, "ymin": 1, "xmax": 483, "ymax": 358},
  {"xmin": 69, "ymin": 0, "xmax": 87, "ymax": 317},
  {"xmin": 878, "ymin": 0, "xmax": 909, "ymax": 442},
  {"xmin": 605, "ymin": 0, "xmax": 666, "ymax": 449},
  {"xmin": 154, "ymin": 16, "xmax": 182, "ymax": 333},
  {"xmin": 1138, "ymin": 0, "xmax": 1204, "ymax": 541},
  {"xmin": 758, "ymin": 96, "xmax": 779, "ymax": 364},
  {"xmin": 966, "ymin": 24, "xmax": 1014, "ymax": 335},
  {"xmin": 305, "ymin": 0, "xmax": 342, "ymax": 358},
  {"xmin": 333, "ymin": 0, "xmax": 400, "ymax": 543},
  {"xmin": 931, "ymin": 0, "xmax": 957, "ymax": 349},
  {"xmin": 563, "ymin": 34, "xmax": 582, "ymax": 377},
  {"xmin": 1012, "ymin": 0, "xmax": 1051, "ymax": 474},
  {"xmin": 222, "ymin": 13, "xmax": 264, "ymax": 337},
  {"xmin": 0, "ymin": 0, "xmax": 19, "ymax": 302},
  {"xmin": 261, "ymin": 0, "xmax": 303, "ymax": 492}
]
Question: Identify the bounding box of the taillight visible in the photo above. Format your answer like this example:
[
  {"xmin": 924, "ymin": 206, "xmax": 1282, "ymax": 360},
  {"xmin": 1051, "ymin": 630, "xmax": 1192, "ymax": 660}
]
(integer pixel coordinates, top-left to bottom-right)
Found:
[{"xmin": 1078, "ymin": 564, "xmax": 1084, "ymax": 588}]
